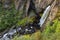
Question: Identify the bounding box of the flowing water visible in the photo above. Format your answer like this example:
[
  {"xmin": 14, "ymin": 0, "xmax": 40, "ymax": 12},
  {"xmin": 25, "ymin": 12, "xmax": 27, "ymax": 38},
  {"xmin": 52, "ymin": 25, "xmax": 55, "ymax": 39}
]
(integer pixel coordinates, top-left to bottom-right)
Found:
[
  {"xmin": 39, "ymin": 5, "xmax": 51, "ymax": 27},
  {"xmin": 0, "ymin": 5, "xmax": 51, "ymax": 40}
]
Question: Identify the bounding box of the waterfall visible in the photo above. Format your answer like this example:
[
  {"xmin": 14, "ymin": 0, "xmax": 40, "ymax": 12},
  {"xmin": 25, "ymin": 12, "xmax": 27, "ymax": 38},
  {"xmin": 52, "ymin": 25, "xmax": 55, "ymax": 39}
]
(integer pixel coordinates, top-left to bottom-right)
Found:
[
  {"xmin": 0, "ymin": 26, "xmax": 35, "ymax": 40},
  {"xmin": 0, "ymin": 5, "xmax": 52, "ymax": 40},
  {"xmin": 39, "ymin": 6, "xmax": 51, "ymax": 27},
  {"xmin": 0, "ymin": 29, "xmax": 17, "ymax": 40}
]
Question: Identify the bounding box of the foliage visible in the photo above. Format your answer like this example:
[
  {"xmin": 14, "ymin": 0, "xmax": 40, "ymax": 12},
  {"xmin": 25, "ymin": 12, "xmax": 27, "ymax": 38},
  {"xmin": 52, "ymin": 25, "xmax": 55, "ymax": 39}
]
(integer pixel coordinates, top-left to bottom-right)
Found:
[
  {"xmin": 0, "ymin": 0, "xmax": 60, "ymax": 40},
  {"xmin": 41, "ymin": 19, "xmax": 60, "ymax": 40},
  {"xmin": 17, "ymin": 17, "xmax": 35, "ymax": 26},
  {"xmin": 0, "ymin": 3, "xmax": 23, "ymax": 31},
  {"xmin": 0, "ymin": 3, "xmax": 35, "ymax": 31},
  {"xmin": 12, "ymin": 31, "xmax": 41, "ymax": 40},
  {"xmin": 12, "ymin": 35, "xmax": 30, "ymax": 40},
  {"xmin": 12, "ymin": 19, "xmax": 60, "ymax": 40},
  {"xmin": 0, "ymin": 4, "xmax": 16, "ymax": 31}
]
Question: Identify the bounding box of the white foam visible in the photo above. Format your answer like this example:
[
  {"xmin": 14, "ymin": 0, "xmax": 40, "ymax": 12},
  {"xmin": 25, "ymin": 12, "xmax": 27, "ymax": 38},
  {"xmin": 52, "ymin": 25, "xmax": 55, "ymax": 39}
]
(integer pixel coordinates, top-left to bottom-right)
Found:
[{"xmin": 39, "ymin": 6, "xmax": 51, "ymax": 27}]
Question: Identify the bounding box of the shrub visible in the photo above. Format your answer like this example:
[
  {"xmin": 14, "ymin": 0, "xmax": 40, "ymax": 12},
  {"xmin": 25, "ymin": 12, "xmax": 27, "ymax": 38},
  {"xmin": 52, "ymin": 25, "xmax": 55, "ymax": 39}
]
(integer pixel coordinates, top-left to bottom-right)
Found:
[
  {"xmin": 0, "ymin": 3, "xmax": 19, "ymax": 31},
  {"xmin": 12, "ymin": 31, "xmax": 41, "ymax": 40}
]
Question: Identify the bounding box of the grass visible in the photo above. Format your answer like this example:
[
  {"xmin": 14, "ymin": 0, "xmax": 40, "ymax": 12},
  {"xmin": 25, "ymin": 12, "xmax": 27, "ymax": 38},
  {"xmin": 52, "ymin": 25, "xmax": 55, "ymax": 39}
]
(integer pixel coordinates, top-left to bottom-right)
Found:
[
  {"xmin": 12, "ymin": 18, "xmax": 60, "ymax": 40},
  {"xmin": 0, "ymin": 1, "xmax": 60, "ymax": 40},
  {"xmin": 12, "ymin": 31, "xmax": 41, "ymax": 40}
]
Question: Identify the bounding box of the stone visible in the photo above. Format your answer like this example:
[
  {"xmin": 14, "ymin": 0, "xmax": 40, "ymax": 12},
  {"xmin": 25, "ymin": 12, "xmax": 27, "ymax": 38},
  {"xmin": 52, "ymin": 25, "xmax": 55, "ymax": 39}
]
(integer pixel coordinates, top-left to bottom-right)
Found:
[{"xmin": 3, "ymin": 0, "xmax": 11, "ymax": 9}]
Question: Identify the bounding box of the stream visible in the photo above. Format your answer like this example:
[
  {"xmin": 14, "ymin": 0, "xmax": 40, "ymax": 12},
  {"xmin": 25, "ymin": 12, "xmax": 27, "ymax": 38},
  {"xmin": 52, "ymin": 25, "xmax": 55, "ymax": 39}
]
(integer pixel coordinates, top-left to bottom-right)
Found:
[{"xmin": 0, "ymin": 5, "xmax": 51, "ymax": 40}]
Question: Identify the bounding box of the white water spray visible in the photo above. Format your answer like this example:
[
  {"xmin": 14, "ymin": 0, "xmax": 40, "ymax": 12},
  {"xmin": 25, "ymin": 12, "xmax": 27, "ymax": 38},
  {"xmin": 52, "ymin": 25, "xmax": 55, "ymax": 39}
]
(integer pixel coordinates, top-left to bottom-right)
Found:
[{"xmin": 39, "ymin": 6, "xmax": 51, "ymax": 27}]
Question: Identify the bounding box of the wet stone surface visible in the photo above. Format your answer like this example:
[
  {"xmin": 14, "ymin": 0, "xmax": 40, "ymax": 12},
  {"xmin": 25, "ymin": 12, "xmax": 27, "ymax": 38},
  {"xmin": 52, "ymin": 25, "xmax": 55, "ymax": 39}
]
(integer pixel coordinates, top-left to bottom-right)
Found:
[{"xmin": 0, "ymin": 25, "xmax": 36, "ymax": 40}]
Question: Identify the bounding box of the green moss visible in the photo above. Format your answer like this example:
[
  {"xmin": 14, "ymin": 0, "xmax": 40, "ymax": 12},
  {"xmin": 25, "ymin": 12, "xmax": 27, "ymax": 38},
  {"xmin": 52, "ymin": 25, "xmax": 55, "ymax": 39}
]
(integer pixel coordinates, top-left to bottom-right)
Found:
[
  {"xmin": 12, "ymin": 31, "xmax": 41, "ymax": 40},
  {"xmin": 41, "ymin": 19, "xmax": 60, "ymax": 40},
  {"xmin": 12, "ymin": 18, "xmax": 60, "ymax": 40},
  {"xmin": 17, "ymin": 17, "xmax": 35, "ymax": 26}
]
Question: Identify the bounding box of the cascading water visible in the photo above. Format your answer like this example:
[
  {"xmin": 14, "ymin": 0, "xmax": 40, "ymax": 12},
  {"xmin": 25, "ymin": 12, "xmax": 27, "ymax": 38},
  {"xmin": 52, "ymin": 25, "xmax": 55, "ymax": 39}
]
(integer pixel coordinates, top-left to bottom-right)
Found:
[
  {"xmin": 0, "ymin": 5, "xmax": 51, "ymax": 40},
  {"xmin": 0, "ymin": 26, "xmax": 35, "ymax": 40},
  {"xmin": 0, "ymin": 27, "xmax": 22, "ymax": 40},
  {"xmin": 0, "ymin": 29, "xmax": 17, "ymax": 40},
  {"xmin": 39, "ymin": 5, "xmax": 51, "ymax": 27}
]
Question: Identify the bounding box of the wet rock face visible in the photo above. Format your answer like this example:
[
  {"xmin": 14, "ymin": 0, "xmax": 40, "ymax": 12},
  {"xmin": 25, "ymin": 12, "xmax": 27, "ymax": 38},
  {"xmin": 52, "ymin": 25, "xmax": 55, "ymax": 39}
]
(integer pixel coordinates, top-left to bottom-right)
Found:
[
  {"xmin": 24, "ymin": 25, "xmax": 36, "ymax": 34},
  {"xmin": 0, "ymin": 25, "xmax": 36, "ymax": 40},
  {"xmin": 1, "ymin": 0, "xmax": 54, "ymax": 17},
  {"xmin": 17, "ymin": 26, "xmax": 25, "ymax": 35},
  {"xmin": 34, "ymin": 0, "xmax": 54, "ymax": 13},
  {"xmin": 14, "ymin": 0, "xmax": 55, "ymax": 16},
  {"xmin": 1, "ymin": 0, "xmax": 55, "ymax": 12},
  {"xmin": 3, "ymin": 0, "xmax": 12, "ymax": 9},
  {"xmin": 2, "ymin": 0, "xmax": 15, "ymax": 9},
  {"xmin": 17, "ymin": 25, "xmax": 36, "ymax": 35},
  {"xmin": 14, "ymin": 0, "xmax": 28, "ymax": 10},
  {"xmin": 48, "ymin": 0, "xmax": 58, "ymax": 22}
]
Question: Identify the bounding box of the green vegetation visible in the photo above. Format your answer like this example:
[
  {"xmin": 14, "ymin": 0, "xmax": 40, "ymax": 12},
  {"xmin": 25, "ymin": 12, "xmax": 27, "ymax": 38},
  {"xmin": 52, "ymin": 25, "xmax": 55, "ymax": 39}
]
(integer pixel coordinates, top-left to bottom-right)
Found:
[
  {"xmin": 17, "ymin": 17, "xmax": 34, "ymax": 26},
  {"xmin": 0, "ymin": 4, "xmax": 17, "ymax": 31},
  {"xmin": 0, "ymin": 3, "xmax": 35, "ymax": 31},
  {"xmin": 0, "ymin": 1, "xmax": 60, "ymax": 40},
  {"xmin": 0, "ymin": 3, "xmax": 25, "ymax": 31},
  {"xmin": 12, "ymin": 31, "xmax": 41, "ymax": 40},
  {"xmin": 12, "ymin": 19, "xmax": 60, "ymax": 40},
  {"xmin": 41, "ymin": 19, "xmax": 60, "ymax": 40}
]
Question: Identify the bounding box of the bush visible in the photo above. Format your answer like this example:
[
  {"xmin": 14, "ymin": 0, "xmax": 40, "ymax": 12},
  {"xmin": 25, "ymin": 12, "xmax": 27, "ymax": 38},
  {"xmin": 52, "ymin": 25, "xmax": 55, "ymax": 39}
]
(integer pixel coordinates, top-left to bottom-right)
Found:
[
  {"xmin": 0, "ymin": 3, "xmax": 35, "ymax": 31},
  {"xmin": 0, "ymin": 3, "xmax": 19, "ymax": 31},
  {"xmin": 12, "ymin": 19, "xmax": 60, "ymax": 40}
]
